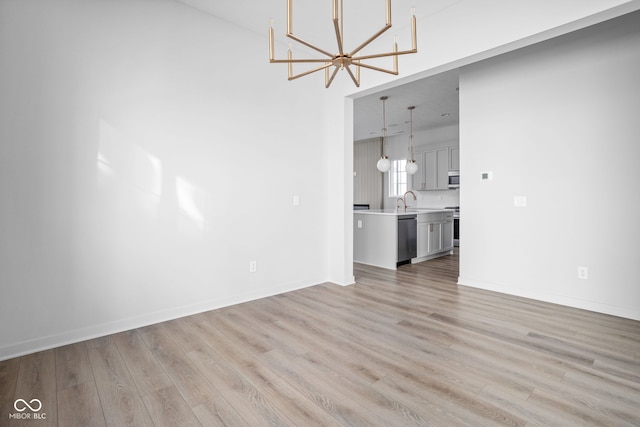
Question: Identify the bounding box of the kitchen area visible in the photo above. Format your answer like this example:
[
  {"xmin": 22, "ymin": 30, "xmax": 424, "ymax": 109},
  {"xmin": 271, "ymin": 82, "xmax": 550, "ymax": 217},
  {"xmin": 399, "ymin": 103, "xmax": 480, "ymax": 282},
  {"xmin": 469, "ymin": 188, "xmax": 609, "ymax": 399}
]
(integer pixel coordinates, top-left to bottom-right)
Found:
[{"xmin": 352, "ymin": 70, "xmax": 460, "ymax": 270}]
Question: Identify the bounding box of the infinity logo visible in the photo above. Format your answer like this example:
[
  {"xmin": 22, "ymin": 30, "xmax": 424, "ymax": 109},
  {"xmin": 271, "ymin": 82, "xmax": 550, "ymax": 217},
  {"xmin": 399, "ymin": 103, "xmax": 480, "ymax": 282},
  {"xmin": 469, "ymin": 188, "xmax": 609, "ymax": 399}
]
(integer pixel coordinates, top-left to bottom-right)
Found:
[{"xmin": 14, "ymin": 399, "xmax": 42, "ymax": 412}]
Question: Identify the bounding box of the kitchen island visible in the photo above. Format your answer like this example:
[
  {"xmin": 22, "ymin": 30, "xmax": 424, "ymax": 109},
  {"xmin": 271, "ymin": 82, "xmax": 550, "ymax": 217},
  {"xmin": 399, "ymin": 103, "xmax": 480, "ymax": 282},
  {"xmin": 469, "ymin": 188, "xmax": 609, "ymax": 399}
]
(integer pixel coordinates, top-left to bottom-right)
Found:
[{"xmin": 354, "ymin": 208, "xmax": 455, "ymax": 270}]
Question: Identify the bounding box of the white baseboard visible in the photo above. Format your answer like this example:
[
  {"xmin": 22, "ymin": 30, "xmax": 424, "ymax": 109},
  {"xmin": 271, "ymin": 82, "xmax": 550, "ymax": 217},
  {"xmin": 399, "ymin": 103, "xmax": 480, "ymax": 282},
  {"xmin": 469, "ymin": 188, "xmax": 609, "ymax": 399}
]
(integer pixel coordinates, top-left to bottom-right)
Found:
[
  {"xmin": 0, "ymin": 278, "xmax": 321, "ymax": 362},
  {"xmin": 458, "ymin": 276, "xmax": 640, "ymax": 321},
  {"xmin": 333, "ymin": 276, "xmax": 356, "ymax": 286}
]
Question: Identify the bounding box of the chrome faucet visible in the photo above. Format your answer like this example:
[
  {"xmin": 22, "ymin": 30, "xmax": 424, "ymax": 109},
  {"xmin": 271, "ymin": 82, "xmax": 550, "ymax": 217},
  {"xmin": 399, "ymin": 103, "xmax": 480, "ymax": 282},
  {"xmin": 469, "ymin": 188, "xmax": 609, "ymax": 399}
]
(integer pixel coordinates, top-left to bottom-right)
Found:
[{"xmin": 403, "ymin": 191, "xmax": 417, "ymax": 211}]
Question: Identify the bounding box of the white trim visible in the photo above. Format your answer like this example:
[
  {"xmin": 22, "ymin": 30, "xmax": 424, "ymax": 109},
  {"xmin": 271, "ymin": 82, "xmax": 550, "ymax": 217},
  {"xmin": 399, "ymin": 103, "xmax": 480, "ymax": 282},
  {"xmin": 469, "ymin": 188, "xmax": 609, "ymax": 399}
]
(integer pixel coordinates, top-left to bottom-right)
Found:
[
  {"xmin": 458, "ymin": 277, "xmax": 640, "ymax": 322},
  {"xmin": 0, "ymin": 279, "xmax": 321, "ymax": 362}
]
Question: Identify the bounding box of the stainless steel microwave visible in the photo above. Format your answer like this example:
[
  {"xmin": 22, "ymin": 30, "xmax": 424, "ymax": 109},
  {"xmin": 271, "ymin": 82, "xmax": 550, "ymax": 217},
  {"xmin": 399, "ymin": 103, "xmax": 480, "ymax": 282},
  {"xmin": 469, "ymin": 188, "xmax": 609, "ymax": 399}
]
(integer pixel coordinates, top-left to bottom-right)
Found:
[{"xmin": 448, "ymin": 171, "xmax": 460, "ymax": 189}]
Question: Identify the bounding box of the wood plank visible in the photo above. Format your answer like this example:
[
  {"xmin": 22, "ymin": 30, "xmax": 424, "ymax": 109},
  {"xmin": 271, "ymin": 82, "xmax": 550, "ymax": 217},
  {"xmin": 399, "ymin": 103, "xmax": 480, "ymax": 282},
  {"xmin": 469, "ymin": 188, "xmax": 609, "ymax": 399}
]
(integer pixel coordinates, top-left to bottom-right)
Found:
[
  {"xmin": 186, "ymin": 345, "xmax": 288, "ymax": 427},
  {"xmin": 258, "ymin": 349, "xmax": 389, "ymax": 426},
  {"xmin": 57, "ymin": 381, "xmax": 106, "ymax": 427},
  {"xmin": 0, "ymin": 357, "xmax": 20, "ymax": 417},
  {"xmin": 9, "ymin": 350, "xmax": 57, "ymax": 427},
  {"xmin": 186, "ymin": 317, "xmax": 340, "ymax": 426},
  {"xmin": 112, "ymin": 329, "xmax": 173, "ymax": 397},
  {"xmin": 141, "ymin": 386, "xmax": 201, "ymax": 427},
  {"xmin": 55, "ymin": 342, "xmax": 93, "ymax": 391},
  {"xmin": 191, "ymin": 396, "xmax": 251, "ymax": 427},
  {"xmin": 188, "ymin": 319, "xmax": 346, "ymax": 426},
  {"xmin": 137, "ymin": 323, "xmax": 224, "ymax": 409},
  {"xmin": 87, "ymin": 343, "xmax": 153, "ymax": 427}
]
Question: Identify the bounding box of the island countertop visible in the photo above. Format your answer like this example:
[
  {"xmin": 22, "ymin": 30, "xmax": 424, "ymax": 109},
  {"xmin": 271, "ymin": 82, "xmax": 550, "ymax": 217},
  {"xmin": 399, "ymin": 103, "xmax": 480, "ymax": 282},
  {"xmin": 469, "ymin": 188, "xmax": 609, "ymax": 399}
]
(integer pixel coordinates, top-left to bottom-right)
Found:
[{"xmin": 354, "ymin": 208, "xmax": 454, "ymax": 216}]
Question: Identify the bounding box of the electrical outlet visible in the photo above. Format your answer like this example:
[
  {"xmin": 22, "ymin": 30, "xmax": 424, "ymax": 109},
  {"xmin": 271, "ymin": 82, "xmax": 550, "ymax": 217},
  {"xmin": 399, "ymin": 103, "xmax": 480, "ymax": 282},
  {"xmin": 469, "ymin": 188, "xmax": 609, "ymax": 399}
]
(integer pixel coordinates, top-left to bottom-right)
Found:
[
  {"xmin": 514, "ymin": 195, "xmax": 527, "ymax": 207},
  {"xmin": 293, "ymin": 195, "xmax": 300, "ymax": 206},
  {"xmin": 357, "ymin": 220, "xmax": 362, "ymax": 229},
  {"xmin": 249, "ymin": 261, "xmax": 257, "ymax": 273},
  {"xmin": 578, "ymin": 266, "xmax": 588, "ymax": 279}
]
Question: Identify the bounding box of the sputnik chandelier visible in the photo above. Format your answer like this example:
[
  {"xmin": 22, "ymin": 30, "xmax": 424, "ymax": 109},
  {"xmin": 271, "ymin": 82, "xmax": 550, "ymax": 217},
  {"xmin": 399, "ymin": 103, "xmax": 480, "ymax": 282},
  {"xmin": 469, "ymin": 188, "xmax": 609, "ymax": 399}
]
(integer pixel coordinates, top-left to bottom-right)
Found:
[{"xmin": 268, "ymin": 0, "xmax": 417, "ymax": 88}]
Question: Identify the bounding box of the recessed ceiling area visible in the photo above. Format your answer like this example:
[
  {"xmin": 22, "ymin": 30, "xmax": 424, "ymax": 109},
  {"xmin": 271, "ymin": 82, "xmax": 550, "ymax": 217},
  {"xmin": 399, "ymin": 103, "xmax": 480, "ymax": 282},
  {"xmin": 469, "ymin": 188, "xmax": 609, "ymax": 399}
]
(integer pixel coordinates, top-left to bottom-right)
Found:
[{"xmin": 353, "ymin": 68, "xmax": 459, "ymax": 142}]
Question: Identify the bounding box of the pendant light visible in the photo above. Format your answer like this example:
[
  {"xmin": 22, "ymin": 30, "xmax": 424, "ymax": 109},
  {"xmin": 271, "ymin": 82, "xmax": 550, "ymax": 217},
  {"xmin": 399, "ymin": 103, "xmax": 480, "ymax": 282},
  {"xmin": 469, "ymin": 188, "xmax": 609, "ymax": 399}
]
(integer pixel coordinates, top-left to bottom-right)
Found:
[
  {"xmin": 406, "ymin": 105, "xmax": 418, "ymax": 175},
  {"xmin": 376, "ymin": 96, "xmax": 391, "ymax": 173}
]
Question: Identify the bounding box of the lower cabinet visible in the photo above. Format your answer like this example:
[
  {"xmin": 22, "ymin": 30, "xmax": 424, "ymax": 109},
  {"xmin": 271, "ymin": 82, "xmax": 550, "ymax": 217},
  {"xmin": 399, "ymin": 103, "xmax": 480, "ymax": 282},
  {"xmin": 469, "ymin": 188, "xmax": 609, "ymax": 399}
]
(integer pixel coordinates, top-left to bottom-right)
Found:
[
  {"xmin": 416, "ymin": 212, "xmax": 454, "ymax": 260},
  {"xmin": 442, "ymin": 220, "xmax": 454, "ymax": 250},
  {"xmin": 417, "ymin": 222, "xmax": 430, "ymax": 258}
]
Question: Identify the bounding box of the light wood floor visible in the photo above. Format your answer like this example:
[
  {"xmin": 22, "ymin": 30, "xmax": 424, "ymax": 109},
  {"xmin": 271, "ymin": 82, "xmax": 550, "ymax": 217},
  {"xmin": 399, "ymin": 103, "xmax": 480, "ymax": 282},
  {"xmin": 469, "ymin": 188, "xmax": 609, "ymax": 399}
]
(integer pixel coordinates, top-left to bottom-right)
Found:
[{"xmin": 2, "ymin": 250, "xmax": 640, "ymax": 426}]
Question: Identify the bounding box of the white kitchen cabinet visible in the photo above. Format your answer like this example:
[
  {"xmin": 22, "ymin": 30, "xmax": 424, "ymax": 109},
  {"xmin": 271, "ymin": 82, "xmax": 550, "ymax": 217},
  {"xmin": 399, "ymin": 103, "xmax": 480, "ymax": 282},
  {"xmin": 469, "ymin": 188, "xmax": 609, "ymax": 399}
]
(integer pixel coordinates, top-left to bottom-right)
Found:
[
  {"xmin": 413, "ymin": 147, "xmax": 452, "ymax": 190},
  {"xmin": 417, "ymin": 222, "xmax": 430, "ymax": 257},
  {"xmin": 415, "ymin": 211, "xmax": 454, "ymax": 262},
  {"xmin": 449, "ymin": 147, "xmax": 460, "ymax": 171},
  {"xmin": 442, "ymin": 215, "xmax": 454, "ymax": 250},
  {"xmin": 427, "ymin": 222, "xmax": 442, "ymax": 253}
]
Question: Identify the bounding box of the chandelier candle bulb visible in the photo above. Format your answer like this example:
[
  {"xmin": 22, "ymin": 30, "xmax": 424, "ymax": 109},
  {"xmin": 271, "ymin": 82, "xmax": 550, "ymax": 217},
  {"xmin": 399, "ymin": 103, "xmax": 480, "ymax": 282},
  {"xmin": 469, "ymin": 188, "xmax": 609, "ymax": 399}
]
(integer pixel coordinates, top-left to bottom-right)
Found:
[
  {"xmin": 394, "ymin": 39, "xmax": 398, "ymax": 73},
  {"xmin": 269, "ymin": 26, "xmax": 274, "ymax": 60}
]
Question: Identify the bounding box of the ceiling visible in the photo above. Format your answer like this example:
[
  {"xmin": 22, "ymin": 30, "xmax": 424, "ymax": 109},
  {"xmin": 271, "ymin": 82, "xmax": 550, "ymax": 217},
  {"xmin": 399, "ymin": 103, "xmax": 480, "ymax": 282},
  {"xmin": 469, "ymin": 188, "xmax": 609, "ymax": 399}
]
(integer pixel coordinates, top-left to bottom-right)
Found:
[
  {"xmin": 352, "ymin": 69, "xmax": 459, "ymax": 141},
  {"xmin": 176, "ymin": 0, "xmax": 461, "ymax": 141}
]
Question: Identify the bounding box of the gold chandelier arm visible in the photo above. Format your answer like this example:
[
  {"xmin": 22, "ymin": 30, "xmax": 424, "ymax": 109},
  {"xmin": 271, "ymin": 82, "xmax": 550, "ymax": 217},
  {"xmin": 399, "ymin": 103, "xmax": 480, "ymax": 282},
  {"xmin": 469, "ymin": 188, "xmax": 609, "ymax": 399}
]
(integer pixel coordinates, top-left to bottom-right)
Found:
[
  {"xmin": 286, "ymin": 33, "xmax": 335, "ymax": 58},
  {"xmin": 270, "ymin": 24, "xmax": 332, "ymax": 62},
  {"xmin": 333, "ymin": 20, "xmax": 344, "ymax": 56},
  {"xmin": 352, "ymin": 47, "xmax": 417, "ymax": 61},
  {"xmin": 288, "ymin": 62, "xmax": 334, "ymax": 81},
  {"xmin": 349, "ymin": 0, "xmax": 392, "ymax": 56},
  {"xmin": 325, "ymin": 65, "xmax": 341, "ymax": 87},
  {"xmin": 344, "ymin": 65, "xmax": 360, "ymax": 87},
  {"xmin": 333, "ymin": 0, "xmax": 345, "ymax": 56},
  {"xmin": 352, "ymin": 61, "xmax": 399, "ymax": 75},
  {"xmin": 270, "ymin": 58, "xmax": 334, "ymax": 63},
  {"xmin": 285, "ymin": 0, "xmax": 335, "ymax": 58},
  {"xmin": 349, "ymin": 24, "xmax": 391, "ymax": 57},
  {"xmin": 351, "ymin": 9, "xmax": 416, "ymax": 58}
]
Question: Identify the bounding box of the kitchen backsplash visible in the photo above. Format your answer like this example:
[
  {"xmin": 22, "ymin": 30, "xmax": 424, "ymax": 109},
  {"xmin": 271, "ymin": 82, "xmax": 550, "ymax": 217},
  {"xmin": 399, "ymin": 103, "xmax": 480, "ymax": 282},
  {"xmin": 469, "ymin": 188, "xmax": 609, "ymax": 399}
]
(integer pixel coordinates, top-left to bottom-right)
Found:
[
  {"xmin": 414, "ymin": 189, "xmax": 460, "ymax": 209},
  {"xmin": 383, "ymin": 188, "xmax": 460, "ymax": 210}
]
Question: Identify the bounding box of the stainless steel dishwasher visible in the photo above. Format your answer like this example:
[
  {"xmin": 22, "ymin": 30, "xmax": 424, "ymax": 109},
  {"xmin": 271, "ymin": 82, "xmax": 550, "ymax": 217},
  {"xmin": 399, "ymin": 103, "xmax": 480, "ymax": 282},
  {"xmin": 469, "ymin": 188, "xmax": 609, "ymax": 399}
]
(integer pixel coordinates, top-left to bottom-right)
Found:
[{"xmin": 397, "ymin": 214, "xmax": 417, "ymax": 266}]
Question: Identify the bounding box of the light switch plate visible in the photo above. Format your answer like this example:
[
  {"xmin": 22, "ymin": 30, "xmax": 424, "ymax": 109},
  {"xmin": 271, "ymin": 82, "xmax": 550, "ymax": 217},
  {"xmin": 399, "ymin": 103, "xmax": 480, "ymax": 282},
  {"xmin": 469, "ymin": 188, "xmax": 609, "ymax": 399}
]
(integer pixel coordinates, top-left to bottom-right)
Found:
[{"xmin": 514, "ymin": 195, "xmax": 527, "ymax": 207}]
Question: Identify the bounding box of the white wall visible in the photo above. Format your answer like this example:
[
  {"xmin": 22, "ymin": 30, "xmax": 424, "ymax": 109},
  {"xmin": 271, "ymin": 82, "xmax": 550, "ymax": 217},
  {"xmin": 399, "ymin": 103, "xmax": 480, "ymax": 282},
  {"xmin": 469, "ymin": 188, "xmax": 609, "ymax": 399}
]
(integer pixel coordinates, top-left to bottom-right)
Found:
[
  {"xmin": 337, "ymin": 0, "xmax": 638, "ymax": 289},
  {"xmin": 458, "ymin": 10, "xmax": 640, "ymax": 320},
  {"xmin": 0, "ymin": 0, "xmax": 331, "ymax": 360}
]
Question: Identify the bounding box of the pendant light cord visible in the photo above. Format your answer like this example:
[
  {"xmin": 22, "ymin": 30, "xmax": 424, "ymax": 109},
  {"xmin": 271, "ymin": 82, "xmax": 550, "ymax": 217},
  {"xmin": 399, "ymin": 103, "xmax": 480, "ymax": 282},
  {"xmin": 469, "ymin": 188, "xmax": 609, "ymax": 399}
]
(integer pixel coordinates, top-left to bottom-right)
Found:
[
  {"xmin": 408, "ymin": 105, "xmax": 415, "ymax": 162},
  {"xmin": 381, "ymin": 96, "xmax": 388, "ymax": 155}
]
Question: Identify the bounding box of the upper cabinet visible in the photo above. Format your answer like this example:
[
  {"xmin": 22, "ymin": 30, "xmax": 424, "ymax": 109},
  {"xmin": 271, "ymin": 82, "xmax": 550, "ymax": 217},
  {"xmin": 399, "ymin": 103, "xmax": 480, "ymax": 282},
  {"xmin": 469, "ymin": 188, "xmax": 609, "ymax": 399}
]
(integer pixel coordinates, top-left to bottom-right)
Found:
[
  {"xmin": 412, "ymin": 144, "xmax": 458, "ymax": 190},
  {"xmin": 449, "ymin": 147, "xmax": 460, "ymax": 171}
]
